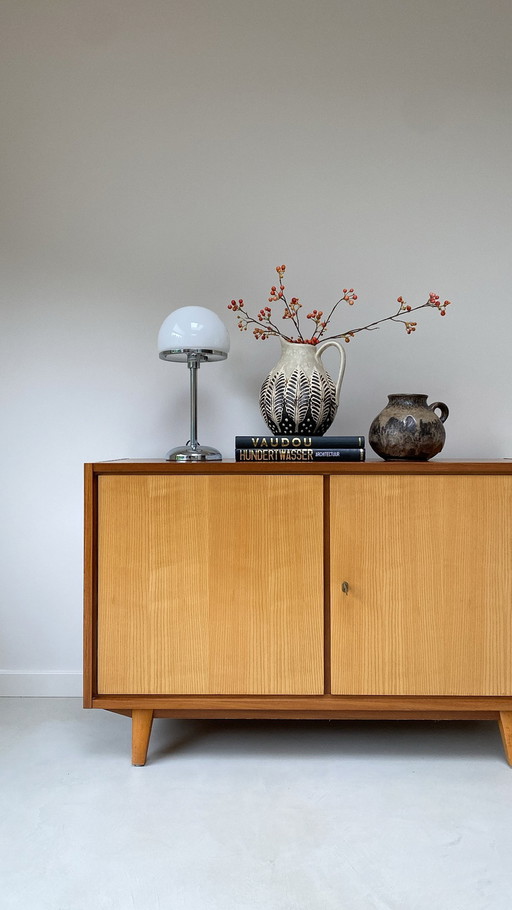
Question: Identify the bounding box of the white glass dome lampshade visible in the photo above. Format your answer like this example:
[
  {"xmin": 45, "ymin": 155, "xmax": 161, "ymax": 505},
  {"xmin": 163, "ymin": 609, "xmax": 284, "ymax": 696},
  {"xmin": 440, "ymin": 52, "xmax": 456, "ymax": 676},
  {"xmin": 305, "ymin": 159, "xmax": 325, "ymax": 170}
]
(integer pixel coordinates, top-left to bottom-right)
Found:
[
  {"xmin": 158, "ymin": 306, "xmax": 230, "ymax": 362},
  {"xmin": 158, "ymin": 306, "xmax": 230, "ymax": 462}
]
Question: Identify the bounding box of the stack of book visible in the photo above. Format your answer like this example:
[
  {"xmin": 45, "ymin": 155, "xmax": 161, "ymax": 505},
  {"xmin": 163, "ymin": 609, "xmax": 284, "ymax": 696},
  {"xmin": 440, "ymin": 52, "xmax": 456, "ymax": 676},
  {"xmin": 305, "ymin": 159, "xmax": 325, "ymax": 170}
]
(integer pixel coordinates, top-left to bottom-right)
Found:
[{"xmin": 234, "ymin": 435, "xmax": 366, "ymax": 462}]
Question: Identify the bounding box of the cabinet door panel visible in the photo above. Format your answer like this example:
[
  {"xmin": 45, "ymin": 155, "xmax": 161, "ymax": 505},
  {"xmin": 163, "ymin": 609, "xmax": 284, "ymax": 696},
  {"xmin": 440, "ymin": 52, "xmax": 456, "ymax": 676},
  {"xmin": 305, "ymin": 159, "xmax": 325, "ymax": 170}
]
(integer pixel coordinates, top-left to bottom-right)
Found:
[
  {"xmin": 330, "ymin": 476, "xmax": 512, "ymax": 695},
  {"xmin": 97, "ymin": 474, "xmax": 324, "ymax": 695}
]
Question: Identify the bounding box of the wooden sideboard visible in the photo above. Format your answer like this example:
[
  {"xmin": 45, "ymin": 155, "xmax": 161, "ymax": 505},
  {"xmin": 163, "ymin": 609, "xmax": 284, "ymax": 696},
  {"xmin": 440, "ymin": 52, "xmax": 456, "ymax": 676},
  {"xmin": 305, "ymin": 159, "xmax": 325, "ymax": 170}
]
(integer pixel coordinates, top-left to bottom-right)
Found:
[{"xmin": 84, "ymin": 459, "xmax": 512, "ymax": 765}]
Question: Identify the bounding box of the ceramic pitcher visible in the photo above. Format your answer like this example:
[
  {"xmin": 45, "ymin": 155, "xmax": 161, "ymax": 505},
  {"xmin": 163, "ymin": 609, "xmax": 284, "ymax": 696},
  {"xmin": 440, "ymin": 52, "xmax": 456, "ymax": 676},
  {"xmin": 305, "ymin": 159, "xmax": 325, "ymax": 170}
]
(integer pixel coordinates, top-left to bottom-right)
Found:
[{"xmin": 259, "ymin": 338, "xmax": 346, "ymax": 435}]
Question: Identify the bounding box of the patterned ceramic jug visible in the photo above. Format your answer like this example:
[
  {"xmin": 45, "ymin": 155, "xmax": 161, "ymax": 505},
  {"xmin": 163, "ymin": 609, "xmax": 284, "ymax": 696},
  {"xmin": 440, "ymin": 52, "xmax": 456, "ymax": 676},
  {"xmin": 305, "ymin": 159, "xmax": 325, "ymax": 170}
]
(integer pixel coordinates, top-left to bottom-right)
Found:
[{"xmin": 259, "ymin": 338, "xmax": 346, "ymax": 435}]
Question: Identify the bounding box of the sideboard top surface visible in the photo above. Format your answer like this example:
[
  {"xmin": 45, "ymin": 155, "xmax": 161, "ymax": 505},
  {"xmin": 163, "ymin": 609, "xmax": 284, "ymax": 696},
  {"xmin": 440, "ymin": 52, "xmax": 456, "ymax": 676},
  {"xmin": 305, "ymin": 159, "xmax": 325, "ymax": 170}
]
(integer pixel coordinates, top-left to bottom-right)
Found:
[{"xmin": 86, "ymin": 459, "xmax": 512, "ymax": 476}]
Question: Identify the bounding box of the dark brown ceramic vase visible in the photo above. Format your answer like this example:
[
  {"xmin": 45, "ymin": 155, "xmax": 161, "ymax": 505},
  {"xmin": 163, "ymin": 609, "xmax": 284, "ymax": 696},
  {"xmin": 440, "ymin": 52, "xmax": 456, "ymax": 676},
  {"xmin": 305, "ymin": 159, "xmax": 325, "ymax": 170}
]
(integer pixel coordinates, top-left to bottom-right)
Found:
[{"xmin": 369, "ymin": 393, "xmax": 449, "ymax": 461}]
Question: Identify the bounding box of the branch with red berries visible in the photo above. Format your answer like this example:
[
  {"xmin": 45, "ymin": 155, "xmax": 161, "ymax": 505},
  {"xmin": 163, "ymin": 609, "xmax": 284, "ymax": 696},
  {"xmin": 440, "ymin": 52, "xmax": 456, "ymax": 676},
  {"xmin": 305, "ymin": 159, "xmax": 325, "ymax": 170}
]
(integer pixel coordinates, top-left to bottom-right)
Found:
[{"xmin": 228, "ymin": 265, "xmax": 451, "ymax": 345}]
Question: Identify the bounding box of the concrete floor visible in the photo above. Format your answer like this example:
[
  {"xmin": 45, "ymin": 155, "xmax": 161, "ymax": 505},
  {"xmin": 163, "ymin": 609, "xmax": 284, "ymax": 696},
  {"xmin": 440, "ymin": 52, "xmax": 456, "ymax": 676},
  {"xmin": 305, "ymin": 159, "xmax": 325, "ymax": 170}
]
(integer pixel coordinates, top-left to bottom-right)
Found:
[{"xmin": 1, "ymin": 699, "xmax": 512, "ymax": 910}]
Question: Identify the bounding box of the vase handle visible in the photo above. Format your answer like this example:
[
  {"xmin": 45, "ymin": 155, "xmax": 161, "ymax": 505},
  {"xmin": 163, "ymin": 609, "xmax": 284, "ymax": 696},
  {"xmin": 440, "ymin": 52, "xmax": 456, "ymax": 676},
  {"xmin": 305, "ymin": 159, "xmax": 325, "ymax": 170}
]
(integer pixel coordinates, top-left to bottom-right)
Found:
[
  {"xmin": 316, "ymin": 340, "xmax": 347, "ymax": 406},
  {"xmin": 429, "ymin": 401, "xmax": 449, "ymax": 423}
]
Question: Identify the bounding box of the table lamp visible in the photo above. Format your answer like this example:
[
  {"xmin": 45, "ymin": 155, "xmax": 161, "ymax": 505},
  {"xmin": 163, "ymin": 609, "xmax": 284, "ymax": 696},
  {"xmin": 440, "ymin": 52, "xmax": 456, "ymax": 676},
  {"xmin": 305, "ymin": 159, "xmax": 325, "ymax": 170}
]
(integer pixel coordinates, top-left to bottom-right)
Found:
[{"xmin": 158, "ymin": 306, "xmax": 230, "ymax": 461}]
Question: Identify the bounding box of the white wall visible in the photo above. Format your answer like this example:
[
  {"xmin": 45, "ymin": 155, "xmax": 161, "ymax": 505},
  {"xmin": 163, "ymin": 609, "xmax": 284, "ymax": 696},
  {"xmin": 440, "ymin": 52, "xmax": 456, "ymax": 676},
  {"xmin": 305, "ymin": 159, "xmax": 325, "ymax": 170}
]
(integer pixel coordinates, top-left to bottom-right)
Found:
[{"xmin": 1, "ymin": 0, "xmax": 511, "ymax": 694}]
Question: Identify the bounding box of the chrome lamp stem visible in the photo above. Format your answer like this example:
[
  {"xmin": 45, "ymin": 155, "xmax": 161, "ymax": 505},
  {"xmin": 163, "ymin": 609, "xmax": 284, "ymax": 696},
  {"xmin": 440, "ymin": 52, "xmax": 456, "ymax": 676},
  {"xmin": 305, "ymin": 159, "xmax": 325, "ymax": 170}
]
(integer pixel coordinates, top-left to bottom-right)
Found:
[{"xmin": 165, "ymin": 352, "xmax": 223, "ymax": 462}]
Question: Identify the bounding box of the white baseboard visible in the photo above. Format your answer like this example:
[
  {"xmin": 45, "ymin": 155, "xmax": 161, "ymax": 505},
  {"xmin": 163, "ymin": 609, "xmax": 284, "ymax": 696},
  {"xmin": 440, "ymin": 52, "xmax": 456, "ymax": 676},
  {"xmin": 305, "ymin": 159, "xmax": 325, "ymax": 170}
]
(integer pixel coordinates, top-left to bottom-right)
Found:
[{"xmin": 0, "ymin": 671, "xmax": 83, "ymax": 697}]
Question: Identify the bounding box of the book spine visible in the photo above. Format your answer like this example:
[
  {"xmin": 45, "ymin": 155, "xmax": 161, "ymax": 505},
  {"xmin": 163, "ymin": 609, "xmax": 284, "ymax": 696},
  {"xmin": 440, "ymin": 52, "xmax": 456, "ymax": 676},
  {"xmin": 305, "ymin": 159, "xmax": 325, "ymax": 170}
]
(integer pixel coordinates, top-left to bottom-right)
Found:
[
  {"xmin": 235, "ymin": 435, "xmax": 365, "ymax": 450},
  {"xmin": 235, "ymin": 448, "xmax": 365, "ymax": 462}
]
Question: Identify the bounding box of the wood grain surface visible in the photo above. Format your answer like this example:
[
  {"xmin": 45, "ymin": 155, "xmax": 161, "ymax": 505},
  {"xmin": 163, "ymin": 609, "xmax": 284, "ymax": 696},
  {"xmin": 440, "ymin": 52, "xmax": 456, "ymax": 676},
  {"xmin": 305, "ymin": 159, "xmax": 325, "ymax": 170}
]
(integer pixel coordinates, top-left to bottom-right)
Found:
[
  {"xmin": 330, "ymin": 475, "xmax": 512, "ymax": 695},
  {"xmin": 97, "ymin": 474, "xmax": 324, "ymax": 695}
]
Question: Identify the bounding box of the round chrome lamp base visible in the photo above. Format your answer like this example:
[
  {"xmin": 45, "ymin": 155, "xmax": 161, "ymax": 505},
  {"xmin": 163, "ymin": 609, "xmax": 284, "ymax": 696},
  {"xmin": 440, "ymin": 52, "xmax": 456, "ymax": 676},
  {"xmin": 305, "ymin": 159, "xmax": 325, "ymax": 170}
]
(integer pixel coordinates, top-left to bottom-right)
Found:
[{"xmin": 166, "ymin": 444, "xmax": 223, "ymax": 462}]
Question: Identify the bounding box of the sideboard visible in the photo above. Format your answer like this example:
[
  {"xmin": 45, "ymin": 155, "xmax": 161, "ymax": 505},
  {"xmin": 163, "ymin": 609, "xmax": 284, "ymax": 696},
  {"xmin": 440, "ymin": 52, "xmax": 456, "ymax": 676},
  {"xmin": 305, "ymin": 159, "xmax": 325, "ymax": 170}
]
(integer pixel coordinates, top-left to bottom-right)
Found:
[{"xmin": 84, "ymin": 459, "xmax": 512, "ymax": 765}]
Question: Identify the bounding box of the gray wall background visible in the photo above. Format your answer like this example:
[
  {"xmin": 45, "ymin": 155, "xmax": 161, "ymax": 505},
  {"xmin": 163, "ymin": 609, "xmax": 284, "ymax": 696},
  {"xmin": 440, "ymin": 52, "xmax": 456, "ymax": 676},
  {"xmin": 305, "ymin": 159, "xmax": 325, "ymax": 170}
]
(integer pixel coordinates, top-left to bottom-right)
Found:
[{"xmin": 1, "ymin": 0, "xmax": 511, "ymax": 692}]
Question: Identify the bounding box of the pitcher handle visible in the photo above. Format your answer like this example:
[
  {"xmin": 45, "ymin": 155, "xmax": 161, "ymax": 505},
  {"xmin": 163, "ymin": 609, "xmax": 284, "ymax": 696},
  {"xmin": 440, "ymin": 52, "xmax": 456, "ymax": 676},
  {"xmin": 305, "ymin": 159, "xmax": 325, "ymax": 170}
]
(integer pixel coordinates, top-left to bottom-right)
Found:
[
  {"xmin": 316, "ymin": 340, "xmax": 346, "ymax": 406},
  {"xmin": 429, "ymin": 401, "xmax": 449, "ymax": 423}
]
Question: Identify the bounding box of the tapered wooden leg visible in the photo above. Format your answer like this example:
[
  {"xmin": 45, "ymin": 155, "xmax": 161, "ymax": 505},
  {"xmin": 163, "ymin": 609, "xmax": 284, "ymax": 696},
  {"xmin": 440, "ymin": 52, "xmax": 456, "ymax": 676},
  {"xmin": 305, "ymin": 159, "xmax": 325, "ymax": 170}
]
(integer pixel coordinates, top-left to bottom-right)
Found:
[
  {"xmin": 132, "ymin": 709, "xmax": 154, "ymax": 766},
  {"xmin": 498, "ymin": 712, "xmax": 512, "ymax": 766}
]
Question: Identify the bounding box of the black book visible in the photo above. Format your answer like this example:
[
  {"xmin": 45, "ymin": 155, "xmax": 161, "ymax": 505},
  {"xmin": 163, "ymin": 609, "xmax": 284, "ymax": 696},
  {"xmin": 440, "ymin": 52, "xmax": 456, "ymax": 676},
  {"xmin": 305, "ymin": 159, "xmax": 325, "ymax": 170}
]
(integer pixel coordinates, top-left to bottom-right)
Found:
[
  {"xmin": 235, "ymin": 447, "xmax": 365, "ymax": 462},
  {"xmin": 235, "ymin": 435, "xmax": 365, "ymax": 450}
]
